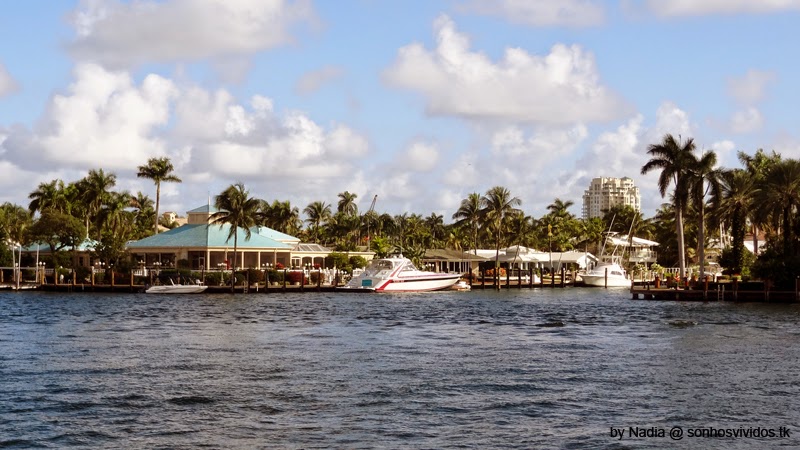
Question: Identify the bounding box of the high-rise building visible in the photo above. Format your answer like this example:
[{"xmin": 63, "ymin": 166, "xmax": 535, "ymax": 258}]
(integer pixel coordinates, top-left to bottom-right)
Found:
[{"xmin": 581, "ymin": 177, "xmax": 641, "ymax": 220}]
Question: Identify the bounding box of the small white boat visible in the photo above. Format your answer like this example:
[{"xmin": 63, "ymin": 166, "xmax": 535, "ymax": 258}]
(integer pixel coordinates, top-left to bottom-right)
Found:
[
  {"xmin": 451, "ymin": 280, "xmax": 471, "ymax": 291},
  {"xmin": 146, "ymin": 280, "xmax": 208, "ymax": 294},
  {"xmin": 338, "ymin": 255, "xmax": 461, "ymax": 292}
]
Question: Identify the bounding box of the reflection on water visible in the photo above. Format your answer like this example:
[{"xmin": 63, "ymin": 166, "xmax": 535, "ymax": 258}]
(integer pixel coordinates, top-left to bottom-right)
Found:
[{"xmin": 1, "ymin": 290, "xmax": 799, "ymax": 448}]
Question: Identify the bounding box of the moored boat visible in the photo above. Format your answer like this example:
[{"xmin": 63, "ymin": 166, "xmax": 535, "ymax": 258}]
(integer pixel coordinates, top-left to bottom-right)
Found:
[
  {"xmin": 338, "ymin": 255, "xmax": 461, "ymax": 292},
  {"xmin": 581, "ymin": 258, "xmax": 632, "ymax": 288},
  {"xmin": 146, "ymin": 281, "xmax": 208, "ymax": 294}
]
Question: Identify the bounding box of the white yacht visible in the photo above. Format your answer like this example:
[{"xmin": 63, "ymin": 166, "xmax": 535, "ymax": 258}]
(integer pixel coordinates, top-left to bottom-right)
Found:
[{"xmin": 338, "ymin": 255, "xmax": 461, "ymax": 292}]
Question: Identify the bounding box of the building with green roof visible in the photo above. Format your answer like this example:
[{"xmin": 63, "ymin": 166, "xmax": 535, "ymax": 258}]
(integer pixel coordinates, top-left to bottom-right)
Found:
[{"xmin": 127, "ymin": 205, "xmax": 337, "ymax": 270}]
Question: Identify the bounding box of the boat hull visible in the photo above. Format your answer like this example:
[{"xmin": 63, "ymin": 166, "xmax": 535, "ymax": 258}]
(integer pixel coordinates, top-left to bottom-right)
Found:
[
  {"xmin": 338, "ymin": 274, "xmax": 461, "ymax": 292},
  {"xmin": 145, "ymin": 285, "xmax": 208, "ymax": 294},
  {"xmin": 581, "ymin": 275, "xmax": 632, "ymax": 288}
]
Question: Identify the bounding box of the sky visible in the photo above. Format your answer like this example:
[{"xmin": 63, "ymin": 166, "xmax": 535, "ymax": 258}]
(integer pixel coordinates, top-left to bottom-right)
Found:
[{"xmin": 1, "ymin": 0, "xmax": 799, "ymax": 222}]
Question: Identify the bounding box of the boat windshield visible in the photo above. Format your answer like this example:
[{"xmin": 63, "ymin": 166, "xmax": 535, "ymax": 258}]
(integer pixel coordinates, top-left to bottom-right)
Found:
[{"xmin": 367, "ymin": 259, "xmax": 395, "ymax": 271}]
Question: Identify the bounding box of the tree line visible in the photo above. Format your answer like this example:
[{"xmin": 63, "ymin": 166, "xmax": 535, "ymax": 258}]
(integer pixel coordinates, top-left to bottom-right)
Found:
[{"xmin": 1, "ymin": 135, "xmax": 799, "ymax": 286}]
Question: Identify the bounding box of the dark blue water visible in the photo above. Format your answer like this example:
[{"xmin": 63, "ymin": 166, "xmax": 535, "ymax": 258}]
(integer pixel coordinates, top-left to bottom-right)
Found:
[{"xmin": 1, "ymin": 289, "xmax": 799, "ymax": 448}]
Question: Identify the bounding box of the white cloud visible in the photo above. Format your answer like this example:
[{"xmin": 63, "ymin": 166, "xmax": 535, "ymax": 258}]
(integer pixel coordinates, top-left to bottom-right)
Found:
[
  {"xmin": 490, "ymin": 124, "xmax": 588, "ymax": 164},
  {"xmin": 399, "ymin": 141, "xmax": 440, "ymax": 172},
  {"xmin": 295, "ymin": 65, "xmax": 344, "ymax": 95},
  {"xmin": 641, "ymin": 0, "xmax": 800, "ymax": 17},
  {"xmin": 727, "ymin": 70, "xmax": 776, "ymax": 105},
  {"xmin": 710, "ymin": 139, "xmax": 737, "ymax": 168},
  {"xmin": 0, "ymin": 63, "xmax": 19, "ymax": 97},
  {"xmin": 730, "ymin": 107, "xmax": 763, "ymax": 134},
  {"xmin": 458, "ymin": 0, "xmax": 605, "ymax": 27},
  {"xmin": 3, "ymin": 63, "xmax": 176, "ymax": 171},
  {"xmin": 383, "ymin": 15, "xmax": 630, "ymax": 124},
  {"xmin": 0, "ymin": 62, "xmax": 377, "ymax": 217},
  {"xmin": 68, "ymin": 0, "xmax": 316, "ymax": 68}
]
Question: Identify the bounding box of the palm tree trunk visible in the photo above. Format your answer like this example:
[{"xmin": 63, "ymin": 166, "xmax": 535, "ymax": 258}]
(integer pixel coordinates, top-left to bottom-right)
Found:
[
  {"xmin": 494, "ymin": 227, "xmax": 501, "ymax": 291},
  {"xmin": 676, "ymin": 208, "xmax": 686, "ymax": 281},
  {"xmin": 154, "ymin": 182, "xmax": 161, "ymax": 235},
  {"xmin": 232, "ymin": 233, "xmax": 238, "ymax": 293},
  {"xmin": 698, "ymin": 204, "xmax": 705, "ymax": 280}
]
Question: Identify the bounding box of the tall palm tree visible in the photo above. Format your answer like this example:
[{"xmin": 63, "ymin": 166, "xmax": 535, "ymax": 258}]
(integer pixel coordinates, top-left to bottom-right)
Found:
[
  {"xmin": 452, "ymin": 192, "xmax": 482, "ymax": 255},
  {"xmin": 712, "ymin": 169, "xmax": 756, "ymax": 274},
  {"xmin": 210, "ymin": 183, "xmax": 261, "ymax": 291},
  {"xmin": 137, "ymin": 157, "xmax": 182, "ymax": 235},
  {"xmin": 481, "ymin": 186, "xmax": 521, "ymax": 289},
  {"xmin": 304, "ymin": 201, "xmax": 332, "ymax": 243},
  {"xmin": 687, "ymin": 150, "xmax": 721, "ymax": 277},
  {"xmin": 78, "ymin": 169, "xmax": 117, "ymax": 239},
  {"xmin": 641, "ymin": 134, "xmax": 695, "ymax": 280},
  {"xmin": 424, "ymin": 213, "xmax": 446, "ymax": 248},
  {"xmin": 757, "ymin": 159, "xmax": 800, "ymax": 258},
  {"xmin": 738, "ymin": 149, "xmax": 781, "ymax": 256},
  {"xmin": 28, "ymin": 179, "xmax": 67, "ymax": 215},
  {"xmin": 337, "ymin": 191, "xmax": 358, "ymax": 216}
]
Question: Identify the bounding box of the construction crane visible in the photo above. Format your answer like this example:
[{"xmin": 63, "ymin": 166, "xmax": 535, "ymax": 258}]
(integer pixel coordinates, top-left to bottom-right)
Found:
[{"xmin": 362, "ymin": 195, "xmax": 378, "ymax": 248}]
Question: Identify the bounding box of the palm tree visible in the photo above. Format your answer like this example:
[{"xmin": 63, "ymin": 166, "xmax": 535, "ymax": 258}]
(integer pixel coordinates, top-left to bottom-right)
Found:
[
  {"xmin": 687, "ymin": 150, "xmax": 721, "ymax": 277},
  {"xmin": 481, "ymin": 186, "xmax": 521, "ymax": 289},
  {"xmin": 28, "ymin": 179, "xmax": 67, "ymax": 215},
  {"xmin": 424, "ymin": 213, "xmax": 446, "ymax": 248},
  {"xmin": 712, "ymin": 169, "xmax": 756, "ymax": 274},
  {"xmin": 641, "ymin": 134, "xmax": 696, "ymax": 280},
  {"xmin": 137, "ymin": 157, "xmax": 182, "ymax": 235},
  {"xmin": 304, "ymin": 201, "xmax": 332, "ymax": 243},
  {"xmin": 337, "ymin": 191, "xmax": 358, "ymax": 216},
  {"xmin": 738, "ymin": 149, "xmax": 781, "ymax": 256},
  {"xmin": 78, "ymin": 169, "xmax": 117, "ymax": 239},
  {"xmin": 210, "ymin": 183, "xmax": 261, "ymax": 292},
  {"xmin": 452, "ymin": 192, "xmax": 482, "ymax": 255},
  {"xmin": 757, "ymin": 159, "xmax": 800, "ymax": 258}
]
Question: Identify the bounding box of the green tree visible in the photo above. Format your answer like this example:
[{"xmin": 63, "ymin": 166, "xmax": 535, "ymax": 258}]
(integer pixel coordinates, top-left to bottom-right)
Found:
[
  {"xmin": 452, "ymin": 192, "xmax": 482, "ymax": 255},
  {"xmin": 304, "ymin": 201, "xmax": 332, "ymax": 243},
  {"xmin": 337, "ymin": 191, "xmax": 358, "ymax": 216},
  {"xmin": 481, "ymin": 186, "xmax": 521, "ymax": 289},
  {"xmin": 28, "ymin": 179, "xmax": 68, "ymax": 215},
  {"xmin": 28, "ymin": 210, "xmax": 85, "ymax": 255},
  {"xmin": 77, "ymin": 169, "xmax": 117, "ymax": 239},
  {"xmin": 210, "ymin": 183, "xmax": 261, "ymax": 292},
  {"xmin": 687, "ymin": 150, "xmax": 721, "ymax": 276},
  {"xmin": 137, "ymin": 157, "xmax": 181, "ymax": 235},
  {"xmin": 712, "ymin": 169, "xmax": 755, "ymax": 274},
  {"xmin": 641, "ymin": 134, "xmax": 696, "ymax": 280},
  {"xmin": 756, "ymin": 159, "xmax": 800, "ymax": 258}
]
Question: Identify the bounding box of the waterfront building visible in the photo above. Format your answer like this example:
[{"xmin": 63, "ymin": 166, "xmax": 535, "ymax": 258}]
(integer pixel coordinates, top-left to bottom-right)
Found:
[
  {"xmin": 581, "ymin": 177, "xmax": 641, "ymax": 220},
  {"xmin": 127, "ymin": 205, "xmax": 365, "ymax": 270}
]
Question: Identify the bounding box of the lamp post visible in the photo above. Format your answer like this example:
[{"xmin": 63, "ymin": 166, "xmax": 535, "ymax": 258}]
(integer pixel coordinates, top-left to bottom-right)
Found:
[{"xmin": 38, "ymin": 261, "xmax": 46, "ymax": 284}]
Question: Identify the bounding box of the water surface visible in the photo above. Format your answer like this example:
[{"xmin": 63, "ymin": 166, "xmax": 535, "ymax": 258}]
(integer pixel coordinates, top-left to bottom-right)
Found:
[{"xmin": 1, "ymin": 289, "xmax": 799, "ymax": 448}]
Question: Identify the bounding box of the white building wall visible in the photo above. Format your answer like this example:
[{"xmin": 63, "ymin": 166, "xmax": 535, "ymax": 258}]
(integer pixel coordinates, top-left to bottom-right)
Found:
[{"xmin": 581, "ymin": 177, "xmax": 641, "ymax": 220}]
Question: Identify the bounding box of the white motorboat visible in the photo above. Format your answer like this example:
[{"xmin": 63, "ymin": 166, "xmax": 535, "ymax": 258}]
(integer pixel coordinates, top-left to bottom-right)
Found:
[
  {"xmin": 146, "ymin": 280, "xmax": 208, "ymax": 294},
  {"xmin": 581, "ymin": 257, "xmax": 631, "ymax": 288},
  {"xmin": 338, "ymin": 255, "xmax": 461, "ymax": 292}
]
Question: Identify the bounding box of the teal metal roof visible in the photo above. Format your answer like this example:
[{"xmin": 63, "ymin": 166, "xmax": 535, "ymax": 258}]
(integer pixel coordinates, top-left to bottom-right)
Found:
[
  {"xmin": 256, "ymin": 226, "xmax": 299, "ymax": 243},
  {"xmin": 127, "ymin": 224, "xmax": 291, "ymax": 249},
  {"xmin": 21, "ymin": 238, "xmax": 98, "ymax": 253},
  {"xmin": 187, "ymin": 204, "xmax": 220, "ymax": 214}
]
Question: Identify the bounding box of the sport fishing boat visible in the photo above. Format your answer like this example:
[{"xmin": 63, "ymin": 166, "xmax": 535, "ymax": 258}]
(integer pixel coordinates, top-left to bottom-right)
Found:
[
  {"xmin": 581, "ymin": 256, "xmax": 632, "ymax": 288},
  {"xmin": 338, "ymin": 255, "xmax": 461, "ymax": 292}
]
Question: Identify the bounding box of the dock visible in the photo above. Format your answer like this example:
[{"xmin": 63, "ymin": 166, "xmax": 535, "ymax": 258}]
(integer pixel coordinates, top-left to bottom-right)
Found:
[{"xmin": 631, "ymin": 280, "xmax": 800, "ymax": 303}]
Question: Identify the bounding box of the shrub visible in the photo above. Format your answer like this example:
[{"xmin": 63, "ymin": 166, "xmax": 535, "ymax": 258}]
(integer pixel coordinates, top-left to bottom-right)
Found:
[{"xmin": 286, "ymin": 271, "xmax": 305, "ymax": 284}]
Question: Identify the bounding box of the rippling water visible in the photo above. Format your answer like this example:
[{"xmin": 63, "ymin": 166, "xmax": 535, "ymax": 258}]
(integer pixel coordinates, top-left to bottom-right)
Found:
[{"xmin": 1, "ymin": 289, "xmax": 800, "ymax": 448}]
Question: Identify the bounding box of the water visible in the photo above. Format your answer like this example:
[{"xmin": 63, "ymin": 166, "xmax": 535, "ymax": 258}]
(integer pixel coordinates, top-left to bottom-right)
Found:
[{"xmin": 1, "ymin": 289, "xmax": 799, "ymax": 449}]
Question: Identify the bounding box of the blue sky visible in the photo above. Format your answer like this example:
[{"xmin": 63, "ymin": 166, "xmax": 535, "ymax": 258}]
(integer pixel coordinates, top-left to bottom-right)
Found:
[{"xmin": 1, "ymin": 0, "xmax": 799, "ymax": 221}]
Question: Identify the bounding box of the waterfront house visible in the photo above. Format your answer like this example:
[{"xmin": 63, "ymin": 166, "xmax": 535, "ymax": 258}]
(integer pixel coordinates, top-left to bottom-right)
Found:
[{"xmin": 126, "ymin": 205, "xmax": 344, "ymax": 270}]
